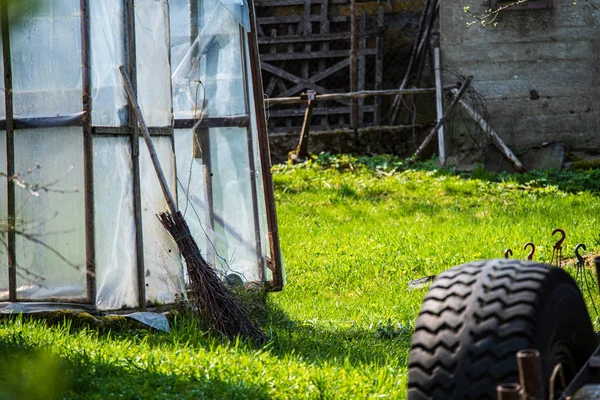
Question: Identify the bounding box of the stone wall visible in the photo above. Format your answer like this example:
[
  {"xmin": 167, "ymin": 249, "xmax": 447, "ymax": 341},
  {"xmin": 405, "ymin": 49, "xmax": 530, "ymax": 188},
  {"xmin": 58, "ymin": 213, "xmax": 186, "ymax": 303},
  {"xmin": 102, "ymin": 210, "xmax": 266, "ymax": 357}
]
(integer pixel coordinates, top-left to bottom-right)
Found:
[{"xmin": 439, "ymin": 0, "xmax": 600, "ymax": 165}]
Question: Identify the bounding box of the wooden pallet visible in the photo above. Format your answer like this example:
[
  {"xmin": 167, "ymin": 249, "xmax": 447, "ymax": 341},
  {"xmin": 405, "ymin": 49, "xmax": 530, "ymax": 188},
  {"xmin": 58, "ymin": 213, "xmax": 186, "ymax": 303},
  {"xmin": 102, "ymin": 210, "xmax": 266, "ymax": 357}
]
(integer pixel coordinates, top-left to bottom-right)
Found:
[{"xmin": 256, "ymin": 0, "xmax": 384, "ymax": 134}]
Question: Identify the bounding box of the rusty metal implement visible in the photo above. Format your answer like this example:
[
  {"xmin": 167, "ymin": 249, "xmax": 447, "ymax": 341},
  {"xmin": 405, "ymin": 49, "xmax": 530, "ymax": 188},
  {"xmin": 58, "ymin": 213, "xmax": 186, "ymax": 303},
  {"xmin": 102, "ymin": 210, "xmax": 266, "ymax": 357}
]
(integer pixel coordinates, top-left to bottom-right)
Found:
[
  {"xmin": 524, "ymin": 242, "xmax": 535, "ymax": 261},
  {"xmin": 551, "ymin": 228, "xmax": 566, "ymax": 267}
]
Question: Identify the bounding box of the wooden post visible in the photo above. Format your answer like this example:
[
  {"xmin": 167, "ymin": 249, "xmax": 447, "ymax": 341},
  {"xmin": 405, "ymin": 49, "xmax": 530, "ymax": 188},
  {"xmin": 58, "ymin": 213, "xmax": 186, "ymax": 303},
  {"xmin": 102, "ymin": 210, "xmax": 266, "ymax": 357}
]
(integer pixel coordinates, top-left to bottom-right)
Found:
[
  {"xmin": 451, "ymin": 88, "xmax": 526, "ymax": 172},
  {"xmin": 350, "ymin": 0, "xmax": 359, "ymax": 133},
  {"xmin": 358, "ymin": 11, "xmax": 366, "ymax": 126},
  {"xmin": 290, "ymin": 90, "xmax": 317, "ymax": 163},
  {"xmin": 412, "ymin": 76, "xmax": 472, "ymax": 161},
  {"xmin": 434, "ymin": 47, "xmax": 445, "ymax": 165},
  {"xmin": 119, "ymin": 66, "xmax": 178, "ymax": 214},
  {"xmin": 375, "ymin": 6, "xmax": 384, "ymax": 126}
]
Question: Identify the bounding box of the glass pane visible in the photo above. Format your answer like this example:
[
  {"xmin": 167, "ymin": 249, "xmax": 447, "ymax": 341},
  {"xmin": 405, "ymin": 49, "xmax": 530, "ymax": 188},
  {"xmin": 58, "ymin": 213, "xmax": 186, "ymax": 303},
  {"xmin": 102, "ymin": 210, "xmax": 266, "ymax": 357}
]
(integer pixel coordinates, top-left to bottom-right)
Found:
[
  {"xmin": 14, "ymin": 127, "xmax": 86, "ymax": 301},
  {"xmin": 209, "ymin": 127, "xmax": 261, "ymax": 282},
  {"xmin": 10, "ymin": 1, "xmax": 82, "ymax": 118},
  {"xmin": 135, "ymin": 0, "xmax": 172, "ymax": 127},
  {"xmin": 139, "ymin": 136, "xmax": 184, "ymax": 304},
  {"xmin": 90, "ymin": 0, "xmax": 128, "ymax": 126},
  {"xmin": 0, "ymin": 132, "xmax": 7, "ymax": 300},
  {"xmin": 94, "ymin": 136, "xmax": 138, "ymax": 310},
  {"xmin": 171, "ymin": 0, "xmax": 246, "ymax": 119}
]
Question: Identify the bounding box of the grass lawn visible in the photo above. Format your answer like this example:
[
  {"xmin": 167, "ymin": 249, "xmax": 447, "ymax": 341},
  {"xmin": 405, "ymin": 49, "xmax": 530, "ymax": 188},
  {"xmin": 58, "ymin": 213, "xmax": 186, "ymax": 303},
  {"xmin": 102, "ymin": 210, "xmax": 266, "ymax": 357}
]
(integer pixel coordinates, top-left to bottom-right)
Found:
[{"xmin": 2, "ymin": 154, "xmax": 600, "ymax": 399}]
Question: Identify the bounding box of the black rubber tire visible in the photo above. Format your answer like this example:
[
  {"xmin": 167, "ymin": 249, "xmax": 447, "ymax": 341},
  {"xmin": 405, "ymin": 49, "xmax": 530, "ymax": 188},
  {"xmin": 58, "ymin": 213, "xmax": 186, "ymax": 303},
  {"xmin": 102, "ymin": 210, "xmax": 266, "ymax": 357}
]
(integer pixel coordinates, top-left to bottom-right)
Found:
[{"xmin": 407, "ymin": 259, "xmax": 597, "ymax": 400}]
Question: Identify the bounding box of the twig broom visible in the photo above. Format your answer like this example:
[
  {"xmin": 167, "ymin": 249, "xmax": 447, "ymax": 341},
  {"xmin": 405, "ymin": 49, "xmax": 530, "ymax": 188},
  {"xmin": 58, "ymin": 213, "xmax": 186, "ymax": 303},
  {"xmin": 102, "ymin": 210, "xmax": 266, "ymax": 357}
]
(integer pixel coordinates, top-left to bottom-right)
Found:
[{"xmin": 119, "ymin": 66, "xmax": 266, "ymax": 343}]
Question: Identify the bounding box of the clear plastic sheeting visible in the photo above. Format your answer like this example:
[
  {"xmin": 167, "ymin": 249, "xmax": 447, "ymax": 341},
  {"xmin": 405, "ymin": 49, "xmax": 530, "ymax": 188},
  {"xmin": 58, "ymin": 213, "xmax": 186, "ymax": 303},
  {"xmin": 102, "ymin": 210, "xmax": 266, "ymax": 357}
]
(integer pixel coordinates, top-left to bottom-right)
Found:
[
  {"xmin": 9, "ymin": 1, "xmax": 82, "ymax": 118},
  {"xmin": 14, "ymin": 127, "xmax": 86, "ymax": 301},
  {"xmin": 0, "ymin": 40, "xmax": 5, "ymax": 120},
  {"xmin": 0, "ymin": 132, "xmax": 7, "ymax": 300},
  {"xmin": 0, "ymin": 302, "xmax": 95, "ymax": 314},
  {"xmin": 171, "ymin": 0, "xmax": 247, "ymax": 119},
  {"xmin": 139, "ymin": 137, "xmax": 185, "ymax": 304},
  {"xmin": 218, "ymin": 0, "xmax": 250, "ymax": 32},
  {"xmin": 135, "ymin": 0, "xmax": 172, "ymax": 127},
  {"xmin": 120, "ymin": 312, "xmax": 170, "ymax": 332},
  {"xmin": 209, "ymin": 127, "xmax": 261, "ymax": 282},
  {"xmin": 174, "ymin": 129, "xmax": 212, "ymax": 267},
  {"xmin": 90, "ymin": 0, "xmax": 128, "ymax": 126},
  {"xmin": 93, "ymin": 137, "xmax": 138, "ymax": 310}
]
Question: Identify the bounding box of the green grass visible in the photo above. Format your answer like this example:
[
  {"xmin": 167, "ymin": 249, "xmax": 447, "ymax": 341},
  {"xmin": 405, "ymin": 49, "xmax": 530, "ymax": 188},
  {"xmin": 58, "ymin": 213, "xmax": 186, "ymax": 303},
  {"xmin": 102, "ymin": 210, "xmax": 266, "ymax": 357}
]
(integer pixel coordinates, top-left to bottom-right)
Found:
[{"xmin": 2, "ymin": 154, "xmax": 600, "ymax": 399}]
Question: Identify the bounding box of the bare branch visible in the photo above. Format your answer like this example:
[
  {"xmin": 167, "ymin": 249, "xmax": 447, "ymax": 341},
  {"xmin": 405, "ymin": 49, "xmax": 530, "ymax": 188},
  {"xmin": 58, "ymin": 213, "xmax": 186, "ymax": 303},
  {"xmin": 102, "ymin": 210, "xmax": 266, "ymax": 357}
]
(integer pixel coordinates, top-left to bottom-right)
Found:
[
  {"xmin": 464, "ymin": 0, "xmax": 528, "ymax": 28},
  {"xmin": 13, "ymin": 229, "xmax": 82, "ymax": 271}
]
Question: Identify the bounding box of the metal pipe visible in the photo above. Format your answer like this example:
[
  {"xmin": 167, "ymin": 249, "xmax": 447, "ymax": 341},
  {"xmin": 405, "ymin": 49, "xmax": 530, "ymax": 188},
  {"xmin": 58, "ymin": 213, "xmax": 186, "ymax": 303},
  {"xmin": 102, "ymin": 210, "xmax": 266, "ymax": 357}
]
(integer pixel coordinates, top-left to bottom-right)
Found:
[
  {"xmin": 1, "ymin": 1, "xmax": 16, "ymax": 302},
  {"xmin": 246, "ymin": 0, "xmax": 284, "ymax": 290},
  {"xmin": 497, "ymin": 383, "xmax": 522, "ymax": 400},
  {"xmin": 517, "ymin": 349, "xmax": 544, "ymax": 399},
  {"xmin": 80, "ymin": 0, "xmax": 96, "ymax": 306},
  {"xmin": 264, "ymin": 85, "xmax": 459, "ymax": 106}
]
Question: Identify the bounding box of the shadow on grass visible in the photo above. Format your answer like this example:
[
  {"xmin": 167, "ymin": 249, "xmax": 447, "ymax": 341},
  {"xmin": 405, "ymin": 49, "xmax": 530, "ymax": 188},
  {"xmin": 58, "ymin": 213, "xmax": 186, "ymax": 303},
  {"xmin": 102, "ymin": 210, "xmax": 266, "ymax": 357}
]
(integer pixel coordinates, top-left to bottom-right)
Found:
[
  {"xmin": 0, "ymin": 339, "xmax": 272, "ymax": 400},
  {"xmin": 262, "ymin": 301, "xmax": 413, "ymax": 369},
  {"xmin": 0, "ymin": 314, "xmax": 274, "ymax": 400}
]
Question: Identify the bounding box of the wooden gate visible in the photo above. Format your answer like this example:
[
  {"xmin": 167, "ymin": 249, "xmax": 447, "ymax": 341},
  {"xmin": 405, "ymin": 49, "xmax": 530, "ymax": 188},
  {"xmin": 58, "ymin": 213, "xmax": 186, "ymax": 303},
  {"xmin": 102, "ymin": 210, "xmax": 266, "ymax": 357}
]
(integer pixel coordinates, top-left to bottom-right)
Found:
[{"xmin": 255, "ymin": 0, "xmax": 384, "ymax": 133}]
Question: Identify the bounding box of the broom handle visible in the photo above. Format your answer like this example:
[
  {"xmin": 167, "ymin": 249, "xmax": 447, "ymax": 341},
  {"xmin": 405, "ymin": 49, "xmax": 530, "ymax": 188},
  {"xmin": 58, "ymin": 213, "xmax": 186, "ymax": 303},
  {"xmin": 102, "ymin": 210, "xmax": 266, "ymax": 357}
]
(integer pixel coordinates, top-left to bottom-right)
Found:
[{"xmin": 119, "ymin": 65, "xmax": 179, "ymax": 214}]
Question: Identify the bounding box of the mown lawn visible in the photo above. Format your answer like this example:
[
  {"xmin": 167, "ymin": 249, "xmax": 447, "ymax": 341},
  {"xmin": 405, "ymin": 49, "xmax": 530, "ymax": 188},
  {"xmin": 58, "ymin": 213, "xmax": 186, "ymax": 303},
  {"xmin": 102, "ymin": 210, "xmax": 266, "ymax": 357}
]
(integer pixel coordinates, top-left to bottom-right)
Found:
[{"xmin": 2, "ymin": 154, "xmax": 600, "ymax": 399}]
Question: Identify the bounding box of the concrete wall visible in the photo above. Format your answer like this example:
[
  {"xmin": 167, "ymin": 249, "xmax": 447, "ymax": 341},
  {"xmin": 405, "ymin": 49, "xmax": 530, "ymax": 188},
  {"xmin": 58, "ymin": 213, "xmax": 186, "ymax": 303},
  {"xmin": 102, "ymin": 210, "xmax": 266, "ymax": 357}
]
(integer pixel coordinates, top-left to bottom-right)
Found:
[{"xmin": 440, "ymin": 0, "xmax": 600, "ymax": 162}]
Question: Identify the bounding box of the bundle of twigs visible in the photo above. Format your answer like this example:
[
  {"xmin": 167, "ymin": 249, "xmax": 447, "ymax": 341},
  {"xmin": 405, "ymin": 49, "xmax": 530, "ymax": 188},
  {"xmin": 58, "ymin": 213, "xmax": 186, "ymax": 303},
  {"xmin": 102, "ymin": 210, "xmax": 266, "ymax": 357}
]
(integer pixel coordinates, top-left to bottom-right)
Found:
[
  {"xmin": 158, "ymin": 212, "xmax": 266, "ymax": 342},
  {"xmin": 119, "ymin": 66, "xmax": 266, "ymax": 344}
]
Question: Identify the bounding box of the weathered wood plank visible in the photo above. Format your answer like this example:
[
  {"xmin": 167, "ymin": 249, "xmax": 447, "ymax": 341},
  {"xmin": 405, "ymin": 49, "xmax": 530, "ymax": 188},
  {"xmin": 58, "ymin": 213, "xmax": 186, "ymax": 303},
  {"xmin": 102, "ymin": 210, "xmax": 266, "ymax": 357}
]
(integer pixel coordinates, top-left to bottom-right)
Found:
[
  {"xmin": 258, "ymin": 15, "xmax": 347, "ymax": 24},
  {"xmin": 261, "ymin": 48, "xmax": 377, "ymax": 61},
  {"xmin": 277, "ymin": 58, "xmax": 350, "ymax": 98}
]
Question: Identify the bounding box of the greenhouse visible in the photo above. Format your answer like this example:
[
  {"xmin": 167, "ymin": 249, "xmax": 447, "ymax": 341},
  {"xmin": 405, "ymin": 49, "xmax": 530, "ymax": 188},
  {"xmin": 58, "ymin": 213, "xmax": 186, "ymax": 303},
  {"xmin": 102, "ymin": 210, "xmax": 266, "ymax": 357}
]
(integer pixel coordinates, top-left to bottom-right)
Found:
[{"xmin": 0, "ymin": 0, "xmax": 283, "ymax": 312}]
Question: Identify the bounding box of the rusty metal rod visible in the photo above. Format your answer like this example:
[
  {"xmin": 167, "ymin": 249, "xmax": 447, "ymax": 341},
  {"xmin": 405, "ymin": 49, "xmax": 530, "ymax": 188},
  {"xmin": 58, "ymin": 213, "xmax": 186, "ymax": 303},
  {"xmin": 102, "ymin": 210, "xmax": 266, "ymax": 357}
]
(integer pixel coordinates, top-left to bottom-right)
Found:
[
  {"xmin": 265, "ymin": 85, "xmax": 459, "ymax": 106},
  {"xmin": 595, "ymin": 257, "xmax": 600, "ymax": 291},
  {"xmin": 517, "ymin": 349, "xmax": 544, "ymax": 400},
  {"xmin": 497, "ymin": 383, "xmax": 522, "ymax": 400},
  {"xmin": 1, "ymin": 0, "xmax": 16, "ymax": 302}
]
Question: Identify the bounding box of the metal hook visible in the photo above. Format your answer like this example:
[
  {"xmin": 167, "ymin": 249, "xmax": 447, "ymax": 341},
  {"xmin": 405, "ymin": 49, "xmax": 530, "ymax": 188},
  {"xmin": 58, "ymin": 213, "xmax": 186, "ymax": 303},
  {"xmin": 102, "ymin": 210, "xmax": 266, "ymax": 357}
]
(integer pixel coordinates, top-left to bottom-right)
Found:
[
  {"xmin": 551, "ymin": 228, "xmax": 566, "ymax": 268},
  {"xmin": 575, "ymin": 243, "xmax": 587, "ymax": 267},
  {"xmin": 573, "ymin": 243, "xmax": 599, "ymax": 320},
  {"xmin": 524, "ymin": 242, "xmax": 535, "ymax": 261},
  {"xmin": 552, "ymin": 228, "xmax": 566, "ymax": 250},
  {"xmin": 504, "ymin": 249, "xmax": 513, "ymax": 259}
]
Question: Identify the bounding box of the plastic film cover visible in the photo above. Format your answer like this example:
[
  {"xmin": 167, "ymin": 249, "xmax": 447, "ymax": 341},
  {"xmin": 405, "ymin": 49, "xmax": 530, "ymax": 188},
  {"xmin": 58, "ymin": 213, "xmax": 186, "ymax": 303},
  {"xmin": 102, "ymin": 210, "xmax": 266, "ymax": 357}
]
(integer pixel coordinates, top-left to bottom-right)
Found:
[
  {"xmin": 139, "ymin": 137, "xmax": 185, "ymax": 305},
  {"xmin": 174, "ymin": 129, "xmax": 213, "ymax": 271},
  {"xmin": 209, "ymin": 127, "xmax": 261, "ymax": 282},
  {"xmin": 14, "ymin": 127, "xmax": 86, "ymax": 301},
  {"xmin": 171, "ymin": 0, "xmax": 246, "ymax": 119},
  {"xmin": 90, "ymin": 0, "xmax": 128, "ymax": 126},
  {"xmin": 9, "ymin": 1, "xmax": 82, "ymax": 118},
  {"xmin": 93, "ymin": 137, "xmax": 139, "ymax": 310},
  {"xmin": 0, "ymin": 39, "xmax": 5, "ymax": 120},
  {"xmin": 135, "ymin": 0, "xmax": 172, "ymax": 127}
]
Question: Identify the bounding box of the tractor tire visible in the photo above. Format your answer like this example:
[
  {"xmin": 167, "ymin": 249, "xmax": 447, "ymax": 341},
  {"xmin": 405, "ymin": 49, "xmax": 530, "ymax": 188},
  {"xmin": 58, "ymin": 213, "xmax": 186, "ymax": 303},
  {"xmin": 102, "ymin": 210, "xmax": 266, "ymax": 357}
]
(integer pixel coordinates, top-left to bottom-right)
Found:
[{"xmin": 407, "ymin": 259, "xmax": 597, "ymax": 400}]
